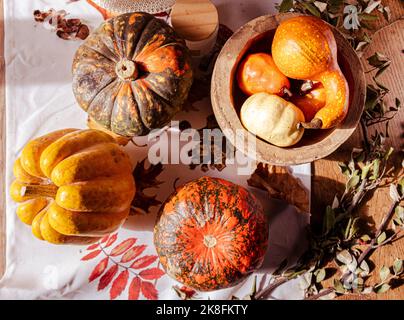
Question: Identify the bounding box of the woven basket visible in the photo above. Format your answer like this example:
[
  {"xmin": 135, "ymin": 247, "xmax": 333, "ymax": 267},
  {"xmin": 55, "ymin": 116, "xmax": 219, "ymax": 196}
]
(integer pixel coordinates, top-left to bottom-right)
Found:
[{"xmin": 89, "ymin": 0, "xmax": 175, "ymax": 15}]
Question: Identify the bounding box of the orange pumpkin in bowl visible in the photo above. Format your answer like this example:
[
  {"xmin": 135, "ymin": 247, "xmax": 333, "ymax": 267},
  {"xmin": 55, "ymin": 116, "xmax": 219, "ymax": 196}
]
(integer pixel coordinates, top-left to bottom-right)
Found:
[
  {"xmin": 272, "ymin": 16, "xmax": 349, "ymax": 129},
  {"xmin": 237, "ymin": 53, "xmax": 290, "ymax": 96}
]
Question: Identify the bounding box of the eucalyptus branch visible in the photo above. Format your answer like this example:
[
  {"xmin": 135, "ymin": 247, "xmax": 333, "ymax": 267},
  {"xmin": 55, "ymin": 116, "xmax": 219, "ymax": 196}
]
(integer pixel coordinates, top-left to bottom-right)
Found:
[
  {"xmin": 247, "ymin": 0, "xmax": 404, "ymax": 301},
  {"xmin": 356, "ymin": 200, "xmax": 400, "ymax": 265}
]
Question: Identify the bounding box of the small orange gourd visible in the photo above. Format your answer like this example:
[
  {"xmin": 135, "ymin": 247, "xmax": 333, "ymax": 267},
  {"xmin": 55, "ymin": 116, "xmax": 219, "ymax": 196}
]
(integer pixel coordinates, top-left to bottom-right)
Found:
[
  {"xmin": 10, "ymin": 129, "xmax": 136, "ymax": 245},
  {"xmin": 237, "ymin": 53, "xmax": 290, "ymax": 96},
  {"xmin": 272, "ymin": 16, "xmax": 349, "ymax": 129}
]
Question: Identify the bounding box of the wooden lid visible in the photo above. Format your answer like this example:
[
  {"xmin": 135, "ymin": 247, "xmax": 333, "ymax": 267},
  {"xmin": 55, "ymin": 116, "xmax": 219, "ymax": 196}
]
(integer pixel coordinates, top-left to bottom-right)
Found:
[{"xmin": 171, "ymin": 0, "xmax": 219, "ymax": 41}]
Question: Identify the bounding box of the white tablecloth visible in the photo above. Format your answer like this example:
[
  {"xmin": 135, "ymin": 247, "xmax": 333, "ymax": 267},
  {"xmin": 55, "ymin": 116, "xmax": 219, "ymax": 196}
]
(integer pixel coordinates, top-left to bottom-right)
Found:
[{"xmin": 0, "ymin": 0, "xmax": 310, "ymax": 300}]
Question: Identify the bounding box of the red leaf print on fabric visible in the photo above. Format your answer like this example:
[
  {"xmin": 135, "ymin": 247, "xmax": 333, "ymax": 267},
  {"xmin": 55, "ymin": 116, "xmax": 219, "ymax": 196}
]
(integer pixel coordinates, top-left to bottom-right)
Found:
[
  {"xmin": 139, "ymin": 268, "xmax": 165, "ymax": 280},
  {"xmin": 120, "ymin": 245, "xmax": 147, "ymax": 263},
  {"xmin": 100, "ymin": 234, "xmax": 110, "ymax": 244},
  {"xmin": 128, "ymin": 277, "xmax": 141, "ymax": 300},
  {"xmin": 130, "ymin": 255, "xmax": 158, "ymax": 269},
  {"xmin": 81, "ymin": 249, "xmax": 101, "ymax": 261},
  {"xmin": 88, "ymin": 257, "xmax": 109, "ymax": 282},
  {"xmin": 105, "ymin": 233, "xmax": 118, "ymax": 248},
  {"xmin": 98, "ymin": 264, "xmax": 119, "ymax": 291},
  {"xmin": 110, "ymin": 238, "xmax": 137, "ymax": 257},
  {"xmin": 86, "ymin": 243, "xmax": 99, "ymax": 251},
  {"xmin": 110, "ymin": 270, "xmax": 129, "ymax": 300},
  {"xmin": 82, "ymin": 233, "xmax": 163, "ymax": 300},
  {"xmin": 141, "ymin": 281, "xmax": 158, "ymax": 300}
]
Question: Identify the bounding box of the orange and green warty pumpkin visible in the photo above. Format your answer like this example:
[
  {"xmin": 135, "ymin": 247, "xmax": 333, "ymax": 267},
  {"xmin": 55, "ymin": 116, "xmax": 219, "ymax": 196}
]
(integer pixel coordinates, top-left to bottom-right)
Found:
[
  {"xmin": 72, "ymin": 12, "xmax": 193, "ymax": 138},
  {"xmin": 154, "ymin": 176, "xmax": 269, "ymax": 291},
  {"xmin": 10, "ymin": 129, "xmax": 136, "ymax": 245}
]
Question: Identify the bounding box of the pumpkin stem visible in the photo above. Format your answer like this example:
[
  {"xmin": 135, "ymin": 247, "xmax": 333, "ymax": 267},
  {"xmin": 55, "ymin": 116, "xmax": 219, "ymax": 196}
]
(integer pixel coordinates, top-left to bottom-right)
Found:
[
  {"xmin": 203, "ymin": 235, "xmax": 217, "ymax": 248},
  {"xmin": 282, "ymin": 87, "xmax": 293, "ymax": 98},
  {"xmin": 299, "ymin": 118, "xmax": 323, "ymax": 129},
  {"xmin": 116, "ymin": 59, "xmax": 138, "ymax": 81},
  {"xmin": 21, "ymin": 184, "xmax": 58, "ymax": 199}
]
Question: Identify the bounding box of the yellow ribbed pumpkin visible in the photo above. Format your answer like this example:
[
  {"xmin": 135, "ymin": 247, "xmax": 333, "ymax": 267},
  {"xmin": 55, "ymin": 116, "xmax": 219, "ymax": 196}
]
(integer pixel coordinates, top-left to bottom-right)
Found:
[{"xmin": 10, "ymin": 129, "xmax": 136, "ymax": 245}]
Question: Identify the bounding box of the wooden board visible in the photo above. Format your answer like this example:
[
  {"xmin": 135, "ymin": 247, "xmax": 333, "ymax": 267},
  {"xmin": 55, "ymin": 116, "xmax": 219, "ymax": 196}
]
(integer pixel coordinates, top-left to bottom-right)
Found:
[
  {"xmin": 312, "ymin": 18, "xmax": 404, "ymax": 300},
  {"xmin": 0, "ymin": 0, "xmax": 403, "ymax": 300}
]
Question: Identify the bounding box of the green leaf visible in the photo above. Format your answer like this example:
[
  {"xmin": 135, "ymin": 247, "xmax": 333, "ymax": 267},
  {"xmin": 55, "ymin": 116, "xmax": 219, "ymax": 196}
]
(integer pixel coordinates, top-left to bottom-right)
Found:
[
  {"xmin": 367, "ymin": 52, "xmax": 390, "ymax": 68},
  {"xmin": 319, "ymin": 289, "xmax": 336, "ymax": 300},
  {"xmin": 299, "ymin": 272, "xmax": 313, "ymax": 290},
  {"xmin": 362, "ymin": 286, "xmax": 374, "ymax": 294},
  {"xmin": 338, "ymin": 162, "xmax": 350, "ymax": 176},
  {"xmin": 315, "ymin": 268, "xmax": 326, "ymax": 283},
  {"xmin": 397, "ymin": 177, "xmax": 404, "ymax": 196},
  {"xmin": 384, "ymin": 147, "xmax": 394, "ymax": 160},
  {"xmin": 376, "ymin": 283, "xmax": 390, "ymax": 294},
  {"xmin": 361, "ymin": 164, "xmax": 372, "ymax": 180},
  {"xmin": 347, "ymin": 174, "xmax": 360, "ymax": 190},
  {"xmin": 389, "ymin": 184, "xmax": 401, "ymax": 202},
  {"xmin": 323, "ymin": 206, "xmax": 336, "ymax": 234},
  {"xmin": 301, "ymin": 2, "xmax": 321, "ymax": 17},
  {"xmin": 279, "ymin": 0, "xmax": 294, "ymax": 13},
  {"xmin": 336, "ymin": 250, "xmax": 353, "ymax": 265},
  {"xmin": 379, "ymin": 265, "xmax": 390, "ymax": 282},
  {"xmin": 370, "ymin": 159, "xmax": 380, "ymax": 180},
  {"xmin": 377, "ymin": 232, "xmax": 387, "ymax": 245},
  {"xmin": 393, "ymin": 259, "xmax": 403, "ymax": 276},
  {"xmin": 395, "ymin": 98, "xmax": 401, "ymax": 109},
  {"xmin": 359, "ymin": 13, "xmax": 379, "ymax": 21},
  {"xmin": 333, "ymin": 279, "xmax": 345, "ymax": 294},
  {"xmin": 375, "ymin": 62, "xmax": 391, "ymax": 78},
  {"xmin": 394, "ymin": 206, "xmax": 404, "ymax": 225},
  {"xmin": 359, "ymin": 260, "xmax": 370, "ymax": 277},
  {"xmin": 353, "ymin": 277, "xmax": 364, "ymax": 292},
  {"xmin": 313, "ymin": 1, "xmax": 327, "ymax": 13}
]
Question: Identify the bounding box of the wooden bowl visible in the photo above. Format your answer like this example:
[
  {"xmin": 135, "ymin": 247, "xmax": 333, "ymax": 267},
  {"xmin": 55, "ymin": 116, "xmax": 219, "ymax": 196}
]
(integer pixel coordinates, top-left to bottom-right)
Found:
[{"xmin": 211, "ymin": 13, "xmax": 366, "ymax": 165}]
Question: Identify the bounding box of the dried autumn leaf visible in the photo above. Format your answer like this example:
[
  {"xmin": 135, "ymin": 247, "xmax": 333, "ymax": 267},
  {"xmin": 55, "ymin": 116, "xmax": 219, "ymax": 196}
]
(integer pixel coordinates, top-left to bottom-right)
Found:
[
  {"xmin": 81, "ymin": 249, "xmax": 102, "ymax": 261},
  {"xmin": 130, "ymin": 255, "xmax": 158, "ymax": 269},
  {"xmin": 110, "ymin": 270, "xmax": 129, "ymax": 300},
  {"xmin": 121, "ymin": 245, "xmax": 147, "ymax": 263},
  {"xmin": 104, "ymin": 233, "xmax": 118, "ymax": 248},
  {"xmin": 139, "ymin": 268, "xmax": 165, "ymax": 280},
  {"xmin": 33, "ymin": 8, "xmax": 89, "ymax": 41},
  {"xmin": 89, "ymin": 257, "xmax": 109, "ymax": 282},
  {"xmin": 110, "ymin": 238, "xmax": 137, "ymax": 257},
  {"xmin": 128, "ymin": 277, "xmax": 141, "ymax": 300},
  {"xmin": 98, "ymin": 265, "xmax": 119, "ymax": 291},
  {"xmin": 131, "ymin": 159, "xmax": 163, "ymax": 215},
  {"xmin": 76, "ymin": 24, "xmax": 90, "ymax": 40},
  {"xmin": 141, "ymin": 281, "xmax": 158, "ymax": 300},
  {"xmin": 247, "ymin": 163, "xmax": 310, "ymax": 213},
  {"xmin": 173, "ymin": 285, "xmax": 197, "ymax": 300}
]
